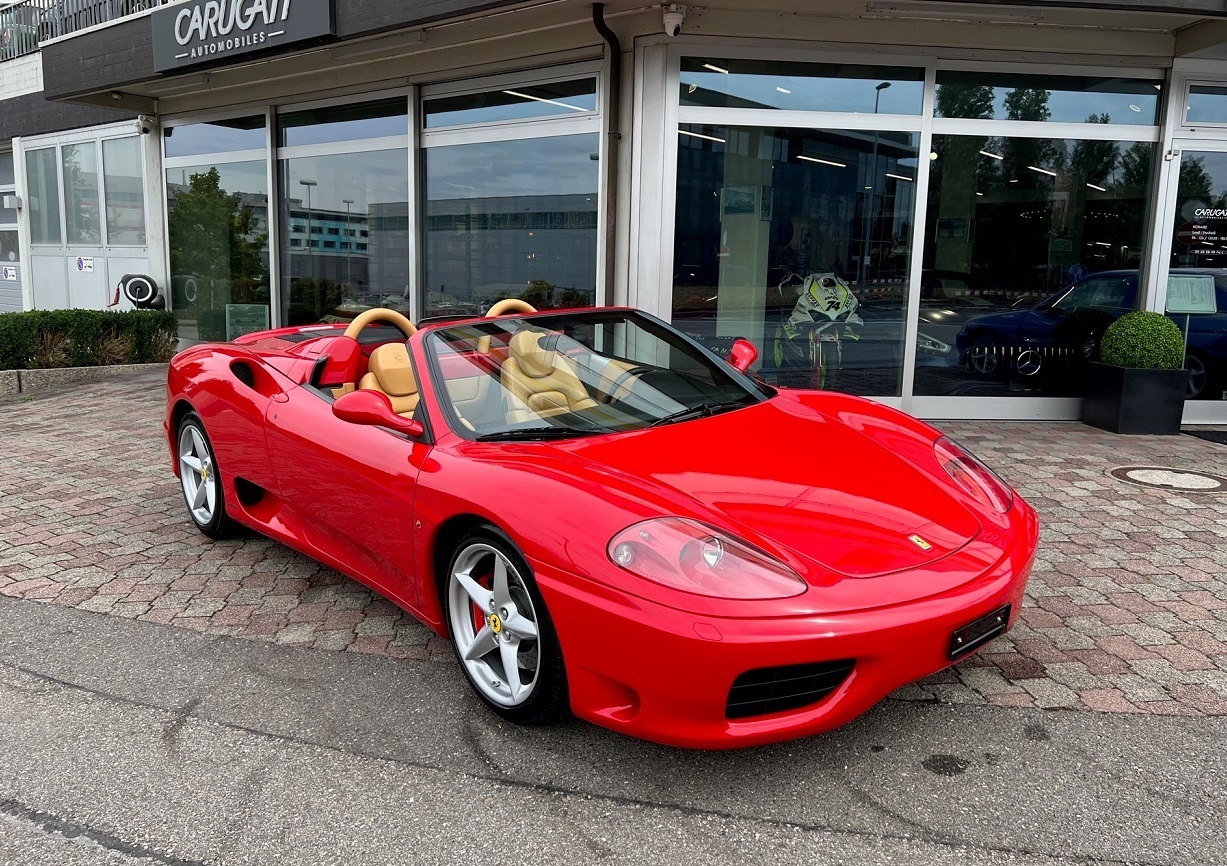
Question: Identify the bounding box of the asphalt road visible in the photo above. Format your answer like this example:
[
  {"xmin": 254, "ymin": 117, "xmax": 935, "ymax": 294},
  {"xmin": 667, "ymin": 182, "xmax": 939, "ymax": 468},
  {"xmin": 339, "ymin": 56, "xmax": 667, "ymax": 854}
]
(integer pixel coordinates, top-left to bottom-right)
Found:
[{"xmin": 1, "ymin": 596, "xmax": 1221, "ymax": 866}]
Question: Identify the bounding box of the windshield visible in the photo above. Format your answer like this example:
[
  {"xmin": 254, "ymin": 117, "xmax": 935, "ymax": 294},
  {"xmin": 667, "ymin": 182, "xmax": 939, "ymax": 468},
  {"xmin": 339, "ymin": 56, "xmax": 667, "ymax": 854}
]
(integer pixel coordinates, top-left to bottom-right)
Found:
[{"xmin": 424, "ymin": 310, "xmax": 764, "ymax": 440}]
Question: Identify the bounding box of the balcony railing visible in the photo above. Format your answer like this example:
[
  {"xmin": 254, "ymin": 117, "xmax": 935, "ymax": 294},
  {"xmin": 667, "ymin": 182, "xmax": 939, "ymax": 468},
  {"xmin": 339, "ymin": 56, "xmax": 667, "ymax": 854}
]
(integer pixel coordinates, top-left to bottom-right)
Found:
[{"xmin": 1, "ymin": 0, "xmax": 177, "ymax": 62}]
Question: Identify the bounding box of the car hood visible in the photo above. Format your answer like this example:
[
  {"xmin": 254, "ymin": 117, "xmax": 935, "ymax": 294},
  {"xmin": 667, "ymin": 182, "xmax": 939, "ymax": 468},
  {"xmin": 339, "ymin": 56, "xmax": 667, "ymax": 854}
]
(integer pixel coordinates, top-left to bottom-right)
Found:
[{"xmin": 559, "ymin": 398, "xmax": 982, "ymax": 579}]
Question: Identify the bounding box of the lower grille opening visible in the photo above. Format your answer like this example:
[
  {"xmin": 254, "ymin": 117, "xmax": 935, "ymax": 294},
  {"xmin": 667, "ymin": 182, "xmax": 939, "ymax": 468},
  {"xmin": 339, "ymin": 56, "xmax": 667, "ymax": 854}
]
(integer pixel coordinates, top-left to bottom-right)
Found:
[{"xmin": 726, "ymin": 659, "xmax": 855, "ymax": 719}]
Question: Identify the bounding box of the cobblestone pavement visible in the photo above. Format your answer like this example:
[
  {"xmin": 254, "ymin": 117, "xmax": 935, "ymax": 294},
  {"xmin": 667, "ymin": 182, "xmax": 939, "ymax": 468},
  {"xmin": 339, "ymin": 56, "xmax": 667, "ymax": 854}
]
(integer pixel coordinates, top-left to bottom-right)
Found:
[{"xmin": 2, "ymin": 369, "xmax": 1226, "ymax": 717}]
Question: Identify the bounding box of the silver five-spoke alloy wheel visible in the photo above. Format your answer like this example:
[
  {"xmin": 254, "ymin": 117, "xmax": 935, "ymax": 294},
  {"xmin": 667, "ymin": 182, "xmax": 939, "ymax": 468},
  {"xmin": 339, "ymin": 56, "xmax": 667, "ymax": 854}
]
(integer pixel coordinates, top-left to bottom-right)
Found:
[
  {"xmin": 179, "ymin": 422, "xmax": 217, "ymax": 527},
  {"xmin": 448, "ymin": 542, "xmax": 541, "ymax": 707}
]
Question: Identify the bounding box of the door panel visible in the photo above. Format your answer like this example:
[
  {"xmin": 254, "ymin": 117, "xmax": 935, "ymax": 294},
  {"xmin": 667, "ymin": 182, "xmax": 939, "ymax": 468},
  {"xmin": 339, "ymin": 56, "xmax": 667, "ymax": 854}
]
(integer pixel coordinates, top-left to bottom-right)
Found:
[{"xmin": 267, "ymin": 387, "xmax": 425, "ymax": 601}]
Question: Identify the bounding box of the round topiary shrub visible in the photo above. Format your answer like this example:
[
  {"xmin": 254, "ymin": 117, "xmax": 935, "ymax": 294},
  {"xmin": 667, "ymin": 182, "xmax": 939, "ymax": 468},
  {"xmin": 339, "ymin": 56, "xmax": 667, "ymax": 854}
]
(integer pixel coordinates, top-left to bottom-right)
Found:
[{"xmin": 1099, "ymin": 311, "xmax": 1185, "ymax": 370}]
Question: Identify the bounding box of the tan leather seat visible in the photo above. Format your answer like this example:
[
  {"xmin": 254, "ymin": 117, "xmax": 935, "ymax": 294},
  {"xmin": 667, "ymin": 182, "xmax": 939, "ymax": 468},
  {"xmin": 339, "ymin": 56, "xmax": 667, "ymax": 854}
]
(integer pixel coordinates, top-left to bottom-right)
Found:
[
  {"xmin": 501, "ymin": 331, "xmax": 597, "ymax": 423},
  {"xmin": 358, "ymin": 343, "xmax": 419, "ymax": 417}
]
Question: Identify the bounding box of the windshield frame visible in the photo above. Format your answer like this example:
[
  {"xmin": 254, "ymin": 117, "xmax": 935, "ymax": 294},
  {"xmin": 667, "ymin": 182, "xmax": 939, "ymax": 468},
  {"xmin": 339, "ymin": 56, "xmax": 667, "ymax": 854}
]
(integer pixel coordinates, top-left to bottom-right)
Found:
[{"xmin": 422, "ymin": 308, "xmax": 769, "ymax": 441}]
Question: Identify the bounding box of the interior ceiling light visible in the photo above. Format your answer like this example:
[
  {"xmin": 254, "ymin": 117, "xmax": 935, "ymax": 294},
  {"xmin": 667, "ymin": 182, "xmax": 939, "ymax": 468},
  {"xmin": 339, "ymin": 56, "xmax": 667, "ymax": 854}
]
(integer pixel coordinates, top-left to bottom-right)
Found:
[
  {"xmin": 702, "ymin": 62, "xmax": 730, "ymax": 74},
  {"xmin": 503, "ymin": 90, "xmax": 587, "ymax": 113},
  {"xmin": 976, "ymin": 191, "xmax": 985, "ymax": 196},
  {"xmin": 865, "ymin": 1, "xmax": 1044, "ymax": 22},
  {"xmin": 1028, "ymin": 165, "xmax": 1057, "ymax": 177},
  {"xmin": 678, "ymin": 129, "xmax": 726, "ymax": 143},
  {"xmin": 886, "ymin": 172, "xmax": 913, "ymax": 182},
  {"xmin": 798, "ymin": 155, "xmax": 847, "ymax": 168},
  {"xmin": 979, "ymin": 150, "xmax": 1003, "ymax": 160},
  {"xmin": 776, "ymin": 86, "xmax": 791, "ymax": 94},
  {"xmin": 1129, "ymin": 104, "xmax": 1142, "ymax": 112},
  {"xmin": 1087, "ymin": 182, "xmax": 1107, "ymax": 192}
]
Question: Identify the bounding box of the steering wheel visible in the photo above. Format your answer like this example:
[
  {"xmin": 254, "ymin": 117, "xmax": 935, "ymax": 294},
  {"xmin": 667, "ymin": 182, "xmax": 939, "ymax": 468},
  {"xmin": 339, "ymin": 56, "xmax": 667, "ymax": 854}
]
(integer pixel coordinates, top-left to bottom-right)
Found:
[
  {"xmin": 486, "ymin": 298, "xmax": 537, "ymax": 317},
  {"xmin": 604, "ymin": 365, "xmax": 655, "ymax": 403},
  {"xmin": 342, "ymin": 307, "xmax": 417, "ymax": 341}
]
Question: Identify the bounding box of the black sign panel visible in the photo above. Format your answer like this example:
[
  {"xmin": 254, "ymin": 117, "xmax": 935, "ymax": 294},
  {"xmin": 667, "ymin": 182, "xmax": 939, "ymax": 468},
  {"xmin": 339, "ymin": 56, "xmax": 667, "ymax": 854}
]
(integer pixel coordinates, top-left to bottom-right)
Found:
[{"xmin": 152, "ymin": 0, "xmax": 335, "ymax": 73}]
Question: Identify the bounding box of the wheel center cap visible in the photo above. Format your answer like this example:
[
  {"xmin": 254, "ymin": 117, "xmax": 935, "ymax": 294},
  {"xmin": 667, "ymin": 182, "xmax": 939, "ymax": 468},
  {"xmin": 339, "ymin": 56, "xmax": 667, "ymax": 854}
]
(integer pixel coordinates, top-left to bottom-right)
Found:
[{"xmin": 489, "ymin": 613, "xmax": 503, "ymax": 634}]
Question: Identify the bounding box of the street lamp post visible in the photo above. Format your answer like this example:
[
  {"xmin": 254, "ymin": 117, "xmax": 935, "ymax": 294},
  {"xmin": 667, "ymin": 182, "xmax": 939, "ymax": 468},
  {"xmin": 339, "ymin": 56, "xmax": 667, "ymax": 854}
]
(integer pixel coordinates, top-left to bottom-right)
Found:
[
  {"xmin": 342, "ymin": 198, "xmax": 354, "ymax": 295},
  {"xmin": 299, "ymin": 179, "xmax": 318, "ymax": 316},
  {"xmin": 860, "ymin": 81, "xmax": 891, "ymax": 288}
]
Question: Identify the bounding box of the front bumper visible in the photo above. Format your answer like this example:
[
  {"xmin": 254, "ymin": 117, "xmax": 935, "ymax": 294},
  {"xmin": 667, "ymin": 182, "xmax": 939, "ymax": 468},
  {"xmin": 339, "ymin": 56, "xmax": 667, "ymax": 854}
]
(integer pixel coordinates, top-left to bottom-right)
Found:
[{"xmin": 537, "ymin": 502, "xmax": 1038, "ymax": 749}]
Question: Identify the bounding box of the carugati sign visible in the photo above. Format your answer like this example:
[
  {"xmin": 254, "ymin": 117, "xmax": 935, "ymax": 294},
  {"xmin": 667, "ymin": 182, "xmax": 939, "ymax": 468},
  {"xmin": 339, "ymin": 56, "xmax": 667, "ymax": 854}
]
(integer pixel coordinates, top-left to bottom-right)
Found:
[{"xmin": 152, "ymin": 0, "xmax": 335, "ymax": 73}]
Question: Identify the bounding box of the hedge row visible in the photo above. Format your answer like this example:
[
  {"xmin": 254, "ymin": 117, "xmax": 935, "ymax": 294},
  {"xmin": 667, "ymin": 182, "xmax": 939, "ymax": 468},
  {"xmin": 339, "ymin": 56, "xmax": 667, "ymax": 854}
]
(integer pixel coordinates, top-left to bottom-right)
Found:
[{"xmin": 0, "ymin": 309, "xmax": 178, "ymax": 371}]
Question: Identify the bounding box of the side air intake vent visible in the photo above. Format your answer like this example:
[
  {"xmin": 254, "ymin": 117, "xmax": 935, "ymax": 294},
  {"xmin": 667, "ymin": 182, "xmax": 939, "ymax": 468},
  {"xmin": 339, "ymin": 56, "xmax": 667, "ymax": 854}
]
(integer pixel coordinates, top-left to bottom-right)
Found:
[
  {"xmin": 230, "ymin": 361, "xmax": 255, "ymax": 389},
  {"xmin": 726, "ymin": 659, "xmax": 855, "ymax": 719}
]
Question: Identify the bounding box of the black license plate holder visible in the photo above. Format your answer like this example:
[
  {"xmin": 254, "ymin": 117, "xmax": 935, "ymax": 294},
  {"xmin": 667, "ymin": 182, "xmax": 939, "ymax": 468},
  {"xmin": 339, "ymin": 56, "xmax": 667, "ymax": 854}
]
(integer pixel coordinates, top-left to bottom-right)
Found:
[{"xmin": 949, "ymin": 604, "xmax": 1011, "ymax": 660}]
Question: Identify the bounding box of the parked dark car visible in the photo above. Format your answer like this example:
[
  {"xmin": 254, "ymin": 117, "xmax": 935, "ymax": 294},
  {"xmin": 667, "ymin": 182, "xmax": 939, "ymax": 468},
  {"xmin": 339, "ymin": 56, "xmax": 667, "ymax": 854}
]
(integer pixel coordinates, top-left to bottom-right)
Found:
[{"xmin": 955, "ymin": 269, "xmax": 1227, "ymax": 400}]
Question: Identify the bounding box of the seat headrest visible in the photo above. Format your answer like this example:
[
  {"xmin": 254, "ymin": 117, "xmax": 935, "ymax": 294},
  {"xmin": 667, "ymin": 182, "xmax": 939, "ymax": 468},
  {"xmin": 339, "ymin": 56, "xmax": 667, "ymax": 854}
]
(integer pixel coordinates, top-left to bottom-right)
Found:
[
  {"xmin": 368, "ymin": 343, "xmax": 417, "ymax": 397},
  {"xmin": 509, "ymin": 331, "xmax": 556, "ymax": 378}
]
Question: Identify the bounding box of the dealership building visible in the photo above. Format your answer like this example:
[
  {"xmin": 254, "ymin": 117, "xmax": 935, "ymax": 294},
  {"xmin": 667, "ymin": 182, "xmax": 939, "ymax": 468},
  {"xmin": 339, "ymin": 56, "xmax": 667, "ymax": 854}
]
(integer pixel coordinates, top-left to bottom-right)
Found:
[{"xmin": 2, "ymin": 0, "xmax": 1227, "ymax": 423}]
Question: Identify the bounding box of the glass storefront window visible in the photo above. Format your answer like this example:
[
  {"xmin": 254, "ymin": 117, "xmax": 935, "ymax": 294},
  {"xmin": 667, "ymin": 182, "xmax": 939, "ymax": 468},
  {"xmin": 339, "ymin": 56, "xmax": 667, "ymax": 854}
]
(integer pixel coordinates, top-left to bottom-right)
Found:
[
  {"xmin": 102, "ymin": 137, "xmax": 146, "ymax": 245},
  {"xmin": 166, "ymin": 161, "xmax": 270, "ymax": 341},
  {"xmin": 26, "ymin": 148, "xmax": 61, "ymax": 245},
  {"xmin": 61, "ymin": 143, "xmax": 101, "ymax": 245},
  {"xmin": 935, "ymin": 71, "xmax": 1161, "ymax": 124},
  {"xmin": 423, "ymin": 133, "xmax": 600, "ymax": 317},
  {"xmin": 672, "ymin": 123, "xmax": 918, "ymax": 396},
  {"xmin": 0, "ymin": 151, "xmax": 13, "ymax": 186},
  {"xmin": 279, "ymin": 98, "xmax": 408, "ymax": 147},
  {"xmin": 425, "ymin": 79, "xmax": 597, "ymax": 128},
  {"xmin": 1, "ymin": 230, "xmax": 17, "ymax": 262},
  {"xmin": 1164, "ymin": 150, "xmax": 1227, "ymax": 401},
  {"xmin": 164, "ymin": 116, "xmax": 266, "ymax": 158},
  {"xmin": 680, "ymin": 59, "xmax": 923, "ymax": 114},
  {"xmin": 913, "ymin": 135, "xmax": 1156, "ymax": 398},
  {"xmin": 1185, "ymin": 86, "xmax": 1227, "ymax": 125},
  {"xmin": 278, "ymin": 149, "xmax": 409, "ymax": 325}
]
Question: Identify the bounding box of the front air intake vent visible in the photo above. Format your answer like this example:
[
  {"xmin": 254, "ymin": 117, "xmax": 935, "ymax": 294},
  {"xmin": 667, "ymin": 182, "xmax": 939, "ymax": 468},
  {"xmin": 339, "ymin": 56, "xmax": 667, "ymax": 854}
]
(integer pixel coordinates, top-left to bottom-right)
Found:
[
  {"xmin": 726, "ymin": 659, "xmax": 855, "ymax": 719},
  {"xmin": 230, "ymin": 361, "xmax": 255, "ymax": 389}
]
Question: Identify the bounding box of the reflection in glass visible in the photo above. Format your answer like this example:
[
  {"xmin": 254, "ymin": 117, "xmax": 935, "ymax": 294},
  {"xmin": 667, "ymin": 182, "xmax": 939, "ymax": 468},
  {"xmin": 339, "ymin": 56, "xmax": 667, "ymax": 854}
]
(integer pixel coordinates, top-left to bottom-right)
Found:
[
  {"xmin": 1, "ymin": 230, "xmax": 17, "ymax": 262},
  {"xmin": 1186, "ymin": 86, "xmax": 1227, "ymax": 125},
  {"xmin": 279, "ymin": 98, "xmax": 408, "ymax": 147},
  {"xmin": 102, "ymin": 137, "xmax": 146, "ymax": 245},
  {"xmin": 671, "ymin": 124, "xmax": 918, "ymax": 397},
  {"xmin": 679, "ymin": 58, "xmax": 924, "ymax": 114},
  {"xmin": 166, "ymin": 161, "xmax": 270, "ymax": 342},
  {"xmin": 1165, "ymin": 151, "xmax": 1227, "ymax": 401},
  {"xmin": 62, "ymin": 143, "xmax": 101, "ymax": 245},
  {"xmin": 0, "ymin": 152, "xmax": 13, "ymax": 186},
  {"xmin": 163, "ymin": 116, "xmax": 266, "ymax": 158},
  {"xmin": 935, "ymin": 71, "xmax": 1160, "ymax": 124},
  {"xmin": 25, "ymin": 148, "xmax": 60, "ymax": 245},
  {"xmin": 425, "ymin": 79, "xmax": 597, "ymax": 127},
  {"xmin": 423, "ymin": 134, "xmax": 599, "ymax": 317},
  {"xmin": 914, "ymin": 135, "xmax": 1156, "ymax": 398},
  {"xmin": 278, "ymin": 149, "xmax": 409, "ymax": 325}
]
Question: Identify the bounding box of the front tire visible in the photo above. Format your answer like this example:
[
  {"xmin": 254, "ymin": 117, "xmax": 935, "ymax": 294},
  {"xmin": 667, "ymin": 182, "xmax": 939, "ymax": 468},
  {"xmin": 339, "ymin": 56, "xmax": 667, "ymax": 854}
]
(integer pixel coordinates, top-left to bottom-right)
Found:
[
  {"xmin": 966, "ymin": 336, "xmax": 1002, "ymax": 377},
  {"xmin": 177, "ymin": 412, "xmax": 239, "ymax": 539},
  {"xmin": 445, "ymin": 528, "xmax": 567, "ymax": 725}
]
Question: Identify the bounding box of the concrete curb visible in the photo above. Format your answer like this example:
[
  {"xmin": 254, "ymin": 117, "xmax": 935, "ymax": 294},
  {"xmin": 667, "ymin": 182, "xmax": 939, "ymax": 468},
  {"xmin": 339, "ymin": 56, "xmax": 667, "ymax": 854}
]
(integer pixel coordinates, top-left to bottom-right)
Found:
[{"xmin": 6, "ymin": 363, "xmax": 167, "ymax": 396}]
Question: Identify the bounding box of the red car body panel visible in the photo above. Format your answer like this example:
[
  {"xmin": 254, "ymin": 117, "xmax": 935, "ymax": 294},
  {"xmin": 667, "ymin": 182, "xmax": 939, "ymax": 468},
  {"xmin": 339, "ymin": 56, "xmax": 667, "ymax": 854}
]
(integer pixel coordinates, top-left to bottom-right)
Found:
[{"xmin": 166, "ymin": 309, "xmax": 1039, "ymax": 748}]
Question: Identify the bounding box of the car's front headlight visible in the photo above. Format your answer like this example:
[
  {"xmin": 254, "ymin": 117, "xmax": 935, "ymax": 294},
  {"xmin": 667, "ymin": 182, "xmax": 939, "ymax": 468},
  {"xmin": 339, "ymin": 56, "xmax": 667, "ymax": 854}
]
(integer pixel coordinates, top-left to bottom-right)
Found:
[
  {"xmin": 607, "ymin": 518, "xmax": 807, "ymax": 599},
  {"xmin": 916, "ymin": 332, "xmax": 952, "ymax": 356},
  {"xmin": 933, "ymin": 436, "xmax": 1014, "ymax": 513}
]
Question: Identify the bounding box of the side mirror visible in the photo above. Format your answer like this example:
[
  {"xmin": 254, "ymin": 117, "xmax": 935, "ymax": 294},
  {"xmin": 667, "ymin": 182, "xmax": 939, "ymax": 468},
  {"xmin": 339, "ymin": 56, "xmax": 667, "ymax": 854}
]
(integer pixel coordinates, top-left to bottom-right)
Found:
[
  {"xmin": 333, "ymin": 389, "xmax": 424, "ymax": 438},
  {"xmin": 728, "ymin": 337, "xmax": 758, "ymax": 374}
]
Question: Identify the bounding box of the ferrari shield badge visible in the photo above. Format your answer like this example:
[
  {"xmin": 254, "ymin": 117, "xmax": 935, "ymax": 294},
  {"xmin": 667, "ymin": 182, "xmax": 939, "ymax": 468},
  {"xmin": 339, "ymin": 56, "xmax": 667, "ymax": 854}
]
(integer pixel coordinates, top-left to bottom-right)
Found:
[{"xmin": 908, "ymin": 534, "xmax": 933, "ymax": 551}]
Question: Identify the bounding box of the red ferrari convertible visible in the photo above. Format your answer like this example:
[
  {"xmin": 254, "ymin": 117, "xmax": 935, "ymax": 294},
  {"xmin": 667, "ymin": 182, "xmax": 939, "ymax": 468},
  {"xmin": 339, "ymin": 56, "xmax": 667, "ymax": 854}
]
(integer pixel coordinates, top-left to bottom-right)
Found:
[{"xmin": 165, "ymin": 300, "xmax": 1038, "ymax": 749}]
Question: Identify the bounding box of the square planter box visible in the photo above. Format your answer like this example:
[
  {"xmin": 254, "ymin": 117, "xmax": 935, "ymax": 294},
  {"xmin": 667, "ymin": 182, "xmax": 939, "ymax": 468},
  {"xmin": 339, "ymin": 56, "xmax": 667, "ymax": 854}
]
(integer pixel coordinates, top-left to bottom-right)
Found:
[{"xmin": 1082, "ymin": 362, "xmax": 1187, "ymax": 435}]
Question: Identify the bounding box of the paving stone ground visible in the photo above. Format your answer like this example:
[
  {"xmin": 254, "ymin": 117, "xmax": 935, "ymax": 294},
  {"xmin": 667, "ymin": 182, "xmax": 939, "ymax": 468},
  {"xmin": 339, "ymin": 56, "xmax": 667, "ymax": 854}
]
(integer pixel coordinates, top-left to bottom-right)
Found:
[{"xmin": 2, "ymin": 369, "xmax": 1226, "ymax": 716}]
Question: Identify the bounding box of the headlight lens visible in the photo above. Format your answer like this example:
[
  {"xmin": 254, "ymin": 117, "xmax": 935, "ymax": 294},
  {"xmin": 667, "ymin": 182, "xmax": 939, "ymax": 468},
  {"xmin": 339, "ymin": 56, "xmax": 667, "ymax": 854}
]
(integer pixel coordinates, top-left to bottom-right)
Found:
[
  {"xmin": 607, "ymin": 518, "xmax": 807, "ymax": 599},
  {"xmin": 933, "ymin": 435, "xmax": 1014, "ymax": 514},
  {"xmin": 916, "ymin": 332, "xmax": 952, "ymax": 356}
]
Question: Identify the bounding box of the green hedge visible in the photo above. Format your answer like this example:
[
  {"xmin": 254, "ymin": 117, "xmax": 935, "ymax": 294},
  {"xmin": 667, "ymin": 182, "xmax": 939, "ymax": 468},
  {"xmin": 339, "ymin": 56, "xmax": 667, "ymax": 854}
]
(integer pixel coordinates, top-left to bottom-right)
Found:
[
  {"xmin": 0, "ymin": 309, "xmax": 178, "ymax": 371},
  {"xmin": 1099, "ymin": 311, "xmax": 1185, "ymax": 370}
]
